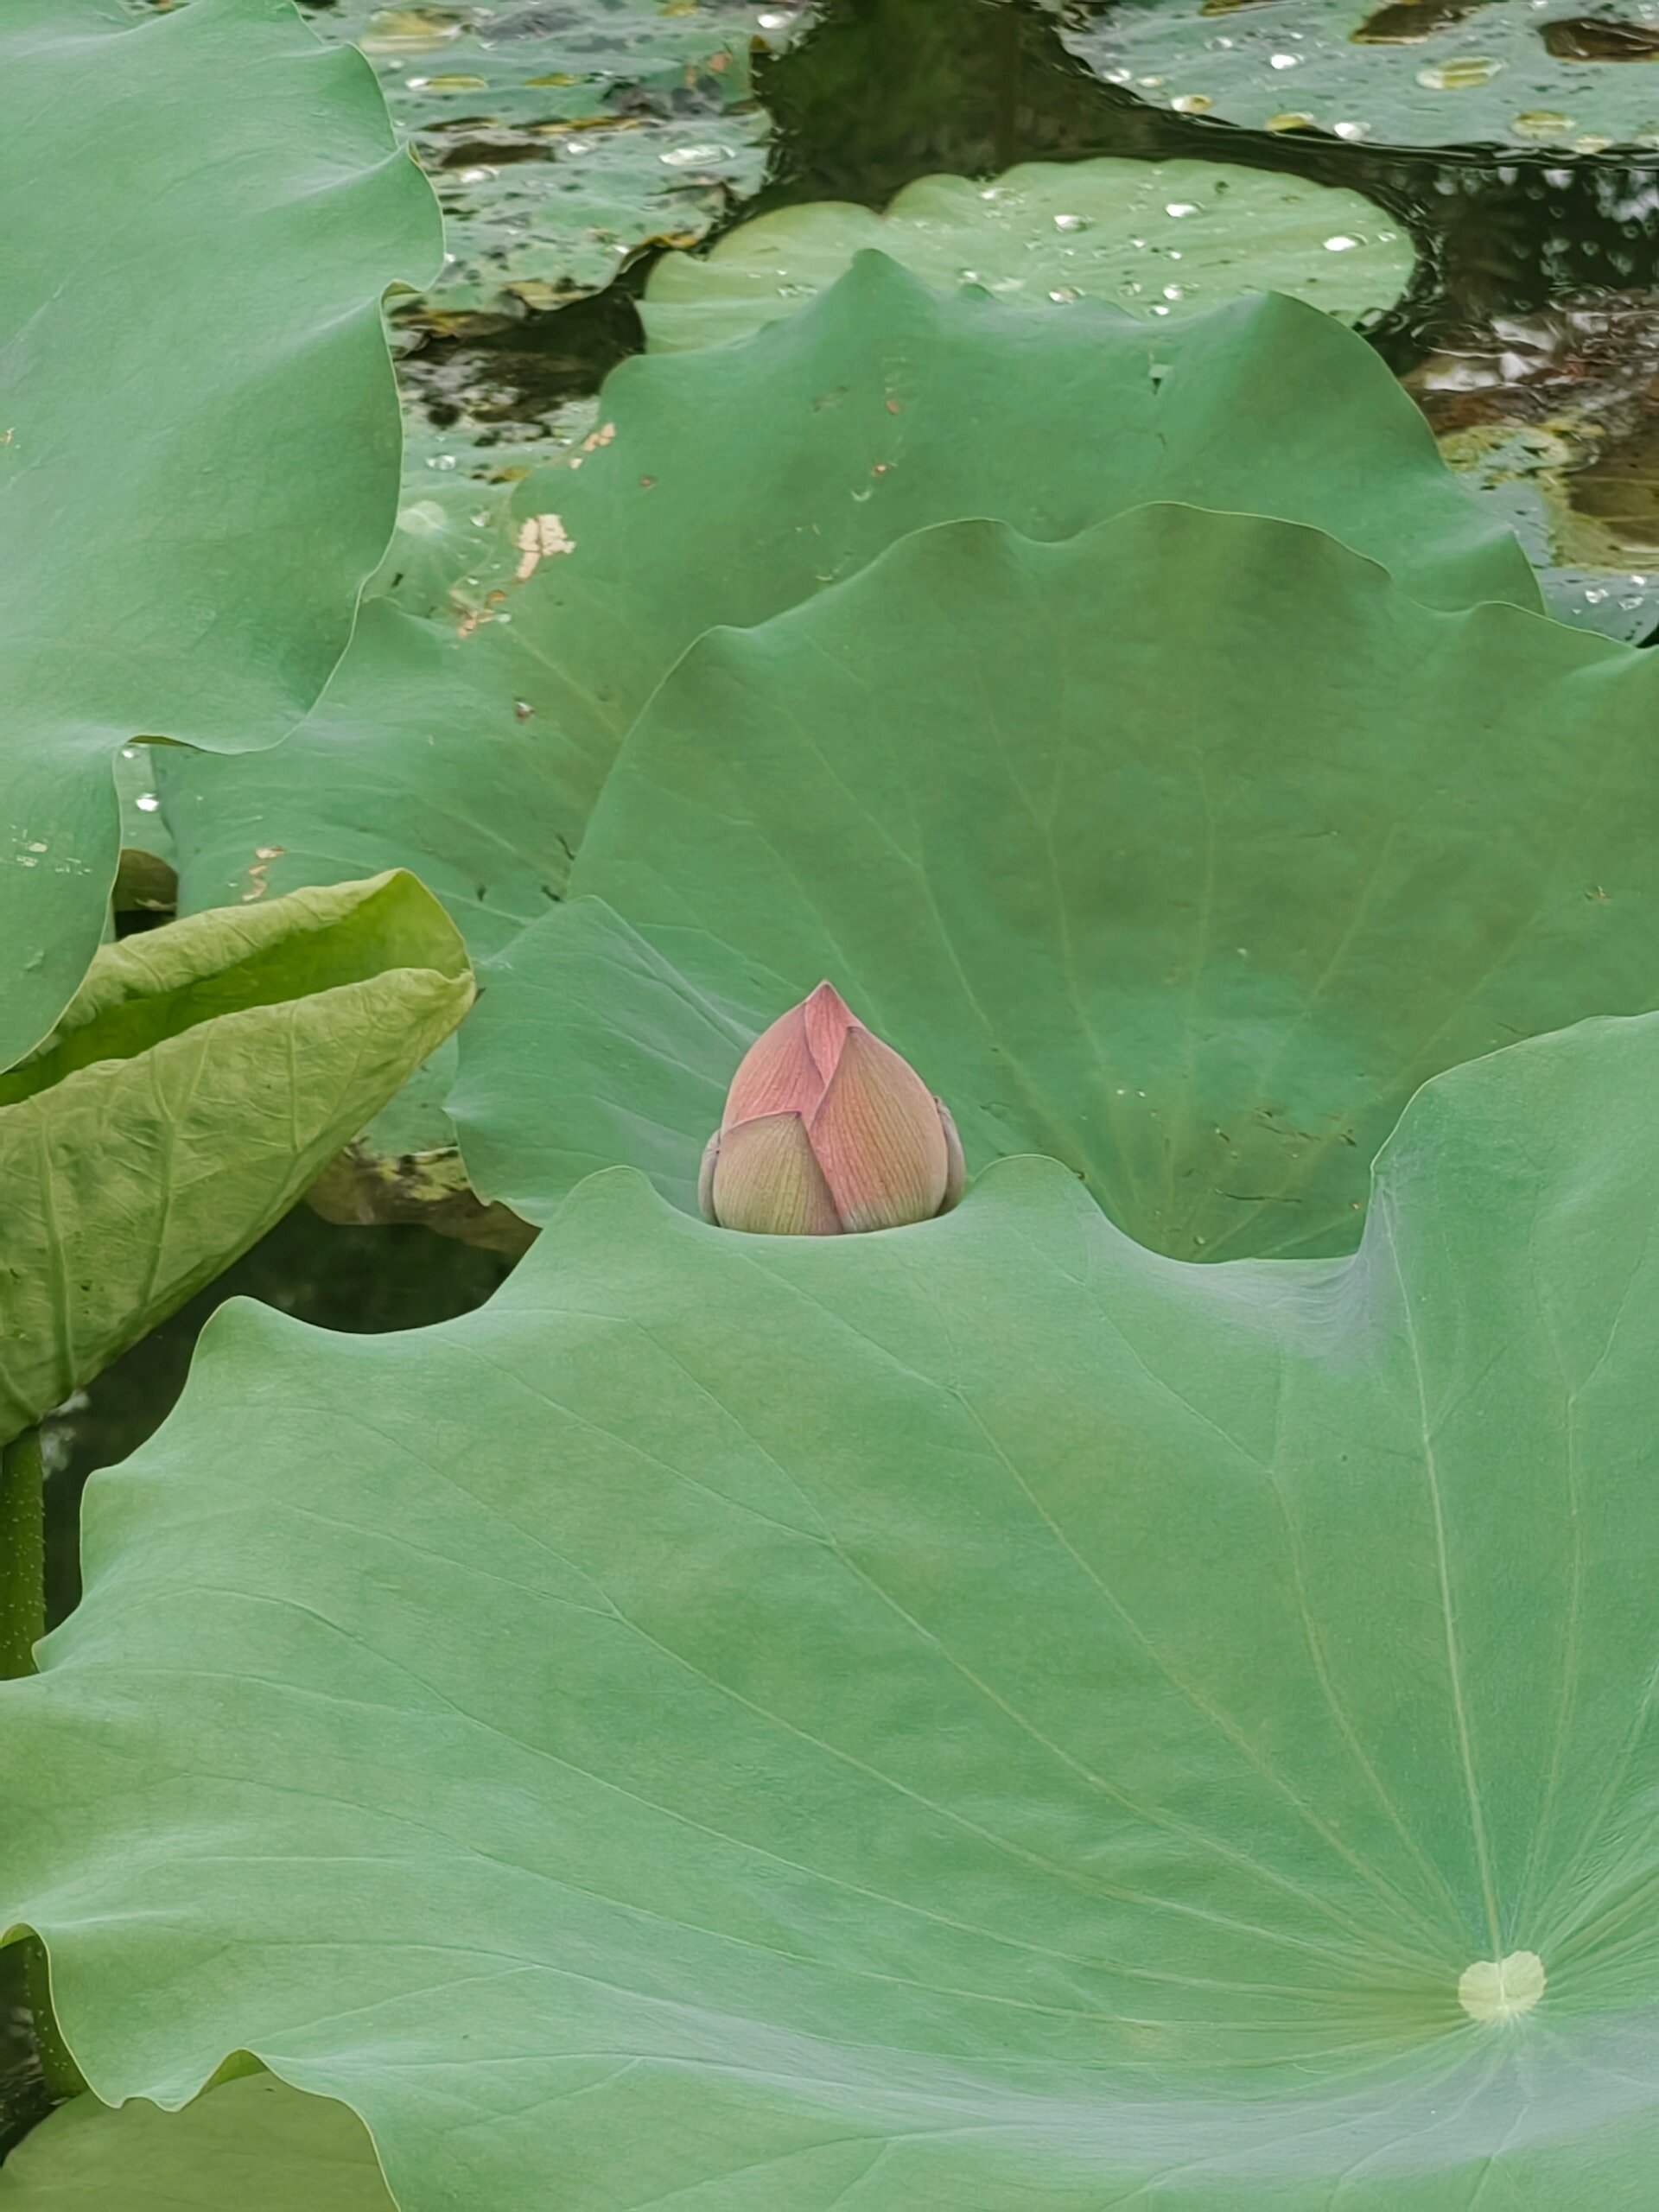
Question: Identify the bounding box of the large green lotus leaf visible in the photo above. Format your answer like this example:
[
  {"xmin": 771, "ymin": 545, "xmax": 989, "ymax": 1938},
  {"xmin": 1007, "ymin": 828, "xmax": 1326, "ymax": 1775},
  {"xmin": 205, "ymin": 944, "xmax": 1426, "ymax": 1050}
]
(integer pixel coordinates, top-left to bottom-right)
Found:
[
  {"xmin": 451, "ymin": 504, "xmax": 1659, "ymax": 1262},
  {"xmin": 1056, "ymin": 0, "xmax": 1659, "ymax": 154},
  {"xmin": 302, "ymin": 0, "xmax": 809, "ymax": 322},
  {"xmin": 156, "ymin": 257, "xmax": 1532, "ymax": 1210},
  {"xmin": 159, "ymin": 254, "xmax": 1535, "ymax": 928},
  {"xmin": 0, "ymin": 2076, "xmax": 393, "ymax": 2211},
  {"xmin": 0, "ymin": 0, "xmax": 438, "ymax": 1068},
  {"xmin": 641, "ymin": 156, "xmax": 1414, "ymax": 353},
  {"xmin": 6, "ymin": 1014, "xmax": 1659, "ymax": 2204},
  {"xmin": 0, "ymin": 872, "xmax": 472, "ymax": 1444}
]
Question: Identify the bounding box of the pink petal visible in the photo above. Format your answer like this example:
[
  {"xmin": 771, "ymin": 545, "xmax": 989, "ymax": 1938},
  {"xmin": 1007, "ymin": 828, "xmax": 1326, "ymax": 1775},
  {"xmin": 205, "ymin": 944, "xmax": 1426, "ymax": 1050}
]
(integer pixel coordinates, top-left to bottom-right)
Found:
[
  {"xmin": 800, "ymin": 980, "xmax": 860, "ymax": 1078},
  {"xmin": 809, "ymin": 1026, "xmax": 949, "ymax": 1232},
  {"xmin": 723, "ymin": 1002, "xmax": 825, "ymax": 1126},
  {"xmin": 710, "ymin": 1111, "xmax": 843, "ymax": 1236}
]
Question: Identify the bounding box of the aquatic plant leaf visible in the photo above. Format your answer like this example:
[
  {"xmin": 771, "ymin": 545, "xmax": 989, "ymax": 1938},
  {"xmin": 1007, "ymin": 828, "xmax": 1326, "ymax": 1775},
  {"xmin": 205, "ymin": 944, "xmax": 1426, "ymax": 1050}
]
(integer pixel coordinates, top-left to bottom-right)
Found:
[
  {"xmin": 0, "ymin": 0, "xmax": 438, "ymax": 1066},
  {"xmin": 164, "ymin": 258, "xmax": 1529, "ymax": 926},
  {"xmin": 643, "ymin": 156, "xmax": 1415, "ymax": 350},
  {"xmin": 452, "ymin": 504, "xmax": 1659, "ymax": 1260},
  {"xmin": 0, "ymin": 873, "xmax": 471, "ymax": 1446},
  {"xmin": 1056, "ymin": 0, "xmax": 1659, "ymax": 153},
  {"xmin": 5, "ymin": 1015, "xmax": 1659, "ymax": 2205},
  {"xmin": 156, "ymin": 255, "xmax": 1533, "ymax": 1197},
  {"xmin": 0, "ymin": 2076, "xmax": 393, "ymax": 2211}
]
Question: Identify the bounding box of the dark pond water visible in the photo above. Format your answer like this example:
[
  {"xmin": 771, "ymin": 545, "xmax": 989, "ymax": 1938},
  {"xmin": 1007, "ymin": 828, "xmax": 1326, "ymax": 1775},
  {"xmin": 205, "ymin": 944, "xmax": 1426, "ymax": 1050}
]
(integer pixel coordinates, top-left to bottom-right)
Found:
[
  {"xmin": 7, "ymin": 0, "xmax": 1659, "ymax": 2158},
  {"xmin": 390, "ymin": 0, "xmax": 1659, "ymax": 635},
  {"xmin": 396, "ymin": 0, "xmax": 1659, "ymax": 442}
]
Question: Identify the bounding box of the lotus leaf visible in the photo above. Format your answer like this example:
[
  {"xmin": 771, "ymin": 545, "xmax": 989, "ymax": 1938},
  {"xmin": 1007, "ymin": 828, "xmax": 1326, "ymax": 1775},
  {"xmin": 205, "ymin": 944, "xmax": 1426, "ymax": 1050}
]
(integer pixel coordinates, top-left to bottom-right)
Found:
[
  {"xmin": 164, "ymin": 258, "xmax": 1527, "ymax": 923},
  {"xmin": 6, "ymin": 1012, "xmax": 1659, "ymax": 2204},
  {"xmin": 451, "ymin": 504, "xmax": 1659, "ymax": 1261},
  {"xmin": 0, "ymin": 2075, "xmax": 393, "ymax": 2211},
  {"xmin": 304, "ymin": 0, "xmax": 810, "ymax": 323},
  {"xmin": 163, "ymin": 258, "xmax": 1533, "ymax": 911},
  {"xmin": 1057, "ymin": 0, "xmax": 1659, "ymax": 153},
  {"xmin": 641, "ymin": 156, "xmax": 1415, "ymax": 353},
  {"xmin": 0, "ymin": 0, "xmax": 437, "ymax": 1069},
  {"xmin": 156, "ymin": 256, "xmax": 1534, "ymax": 1197},
  {"xmin": 0, "ymin": 872, "xmax": 472, "ymax": 1445}
]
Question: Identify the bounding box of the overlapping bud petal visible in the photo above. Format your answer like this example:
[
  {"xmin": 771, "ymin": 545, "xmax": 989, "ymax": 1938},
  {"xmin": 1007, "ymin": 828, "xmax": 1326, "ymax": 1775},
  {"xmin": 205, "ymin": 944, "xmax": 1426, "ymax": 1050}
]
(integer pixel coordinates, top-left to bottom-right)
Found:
[{"xmin": 699, "ymin": 983, "xmax": 964, "ymax": 1236}]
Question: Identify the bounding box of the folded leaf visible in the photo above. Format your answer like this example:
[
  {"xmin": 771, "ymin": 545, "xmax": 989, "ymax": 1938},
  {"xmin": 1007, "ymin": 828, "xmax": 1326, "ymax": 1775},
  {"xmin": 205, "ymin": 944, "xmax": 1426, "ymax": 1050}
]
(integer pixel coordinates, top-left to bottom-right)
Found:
[
  {"xmin": 0, "ymin": 2070, "xmax": 391, "ymax": 2212},
  {"xmin": 0, "ymin": 2075, "xmax": 393, "ymax": 2211},
  {"xmin": 0, "ymin": 0, "xmax": 439, "ymax": 1065},
  {"xmin": 3, "ymin": 1015, "xmax": 1658, "ymax": 2205},
  {"xmin": 0, "ymin": 873, "xmax": 473, "ymax": 1444}
]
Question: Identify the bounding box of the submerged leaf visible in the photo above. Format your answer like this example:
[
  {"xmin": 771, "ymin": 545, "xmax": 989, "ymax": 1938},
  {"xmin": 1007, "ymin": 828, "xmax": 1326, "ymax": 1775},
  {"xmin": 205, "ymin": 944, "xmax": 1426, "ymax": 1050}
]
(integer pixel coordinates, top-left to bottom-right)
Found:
[
  {"xmin": 0, "ymin": 0, "xmax": 439, "ymax": 1065},
  {"xmin": 0, "ymin": 874, "xmax": 472, "ymax": 1445},
  {"xmin": 3, "ymin": 1015, "xmax": 1659, "ymax": 2203}
]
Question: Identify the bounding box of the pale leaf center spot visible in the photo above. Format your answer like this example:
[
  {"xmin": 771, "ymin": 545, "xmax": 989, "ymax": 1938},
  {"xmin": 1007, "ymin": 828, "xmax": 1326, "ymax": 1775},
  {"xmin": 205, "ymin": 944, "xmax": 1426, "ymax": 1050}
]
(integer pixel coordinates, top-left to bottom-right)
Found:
[{"xmin": 1459, "ymin": 1949, "xmax": 1545, "ymax": 2023}]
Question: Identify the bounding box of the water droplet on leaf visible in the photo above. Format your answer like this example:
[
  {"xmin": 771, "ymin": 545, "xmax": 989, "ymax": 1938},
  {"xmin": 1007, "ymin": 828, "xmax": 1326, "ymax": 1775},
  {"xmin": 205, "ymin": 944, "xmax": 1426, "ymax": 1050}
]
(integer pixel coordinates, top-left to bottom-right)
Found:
[
  {"xmin": 1417, "ymin": 55, "xmax": 1504, "ymax": 90},
  {"xmin": 360, "ymin": 7, "xmax": 463, "ymax": 56}
]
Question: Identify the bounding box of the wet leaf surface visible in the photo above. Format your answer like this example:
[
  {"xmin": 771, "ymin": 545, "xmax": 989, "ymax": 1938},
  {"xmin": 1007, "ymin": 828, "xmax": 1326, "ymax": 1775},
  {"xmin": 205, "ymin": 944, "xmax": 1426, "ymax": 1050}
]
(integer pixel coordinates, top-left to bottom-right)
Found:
[
  {"xmin": 1053, "ymin": 0, "xmax": 1659, "ymax": 152},
  {"xmin": 643, "ymin": 153, "xmax": 1415, "ymax": 350}
]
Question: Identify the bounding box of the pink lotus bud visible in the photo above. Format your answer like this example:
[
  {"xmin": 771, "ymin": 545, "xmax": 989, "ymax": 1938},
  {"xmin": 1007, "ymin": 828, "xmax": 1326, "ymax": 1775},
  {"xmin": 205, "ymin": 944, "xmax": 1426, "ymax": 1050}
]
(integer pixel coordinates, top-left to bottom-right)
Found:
[{"xmin": 699, "ymin": 983, "xmax": 964, "ymax": 1236}]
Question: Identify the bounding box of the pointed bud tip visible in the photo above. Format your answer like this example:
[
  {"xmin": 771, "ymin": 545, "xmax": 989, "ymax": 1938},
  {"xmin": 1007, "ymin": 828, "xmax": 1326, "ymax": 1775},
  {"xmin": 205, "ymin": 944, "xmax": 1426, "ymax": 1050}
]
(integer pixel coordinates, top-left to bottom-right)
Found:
[{"xmin": 804, "ymin": 980, "xmax": 855, "ymax": 1020}]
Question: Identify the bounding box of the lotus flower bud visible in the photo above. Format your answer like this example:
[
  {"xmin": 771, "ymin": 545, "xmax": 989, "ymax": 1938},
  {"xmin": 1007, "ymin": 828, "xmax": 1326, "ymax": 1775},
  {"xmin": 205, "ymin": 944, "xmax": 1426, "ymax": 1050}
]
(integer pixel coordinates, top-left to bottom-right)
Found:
[{"xmin": 699, "ymin": 982, "xmax": 964, "ymax": 1236}]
